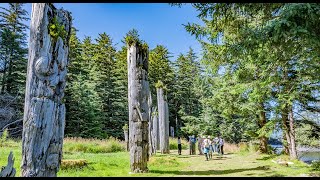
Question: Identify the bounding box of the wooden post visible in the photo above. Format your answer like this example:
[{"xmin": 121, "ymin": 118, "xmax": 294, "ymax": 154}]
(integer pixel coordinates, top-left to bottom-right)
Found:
[
  {"xmin": 148, "ymin": 91, "xmax": 153, "ymax": 159},
  {"xmin": 152, "ymin": 107, "xmax": 159, "ymax": 151},
  {"xmin": 157, "ymin": 86, "xmax": 169, "ymax": 154},
  {"xmin": 0, "ymin": 152, "xmax": 16, "ymax": 177},
  {"xmin": 21, "ymin": 3, "xmax": 71, "ymax": 177},
  {"xmin": 127, "ymin": 41, "xmax": 150, "ymax": 173},
  {"xmin": 124, "ymin": 129, "xmax": 129, "ymax": 151}
]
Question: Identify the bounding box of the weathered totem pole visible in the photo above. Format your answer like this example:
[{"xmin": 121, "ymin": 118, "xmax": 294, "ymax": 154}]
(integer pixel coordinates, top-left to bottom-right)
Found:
[
  {"xmin": 127, "ymin": 39, "xmax": 150, "ymax": 173},
  {"xmin": 148, "ymin": 91, "xmax": 154, "ymax": 158},
  {"xmin": 123, "ymin": 124, "xmax": 129, "ymax": 151},
  {"xmin": 157, "ymin": 83, "xmax": 169, "ymax": 154},
  {"xmin": 152, "ymin": 107, "xmax": 159, "ymax": 151},
  {"xmin": 21, "ymin": 3, "xmax": 71, "ymax": 177}
]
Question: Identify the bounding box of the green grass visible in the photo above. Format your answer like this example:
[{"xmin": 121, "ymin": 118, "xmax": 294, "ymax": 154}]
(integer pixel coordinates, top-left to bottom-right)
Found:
[
  {"xmin": 0, "ymin": 138, "xmax": 318, "ymax": 177},
  {"xmin": 169, "ymin": 137, "xmax": 189, "ymax": 150},
  {"xmin": 63, "ymin": 137, "xmax": 126, "ymax": 153}
]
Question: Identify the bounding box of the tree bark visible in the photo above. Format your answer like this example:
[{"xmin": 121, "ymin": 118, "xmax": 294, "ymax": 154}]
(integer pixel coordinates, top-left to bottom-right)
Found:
[
  {"xmin": 282, "ymin": 108, "xmax": 291, "ymax": 155},
  {"xmin": 127, "ymin": 42, "xmax": 149, "ymax": 173},
  {"xmin": 157, "ymin": 87, "xmax": 169, "ymax": 154},
  {"xmin": 258, "ymin": 103, "xmax": 268, "ymax": 153},
  {"xmin": 21, "ymin": 3, "xmax": 71, "ymax": 177},
  {"xmin": 288, "ymin": 106, "xmax": 297, "ymax": 159}
]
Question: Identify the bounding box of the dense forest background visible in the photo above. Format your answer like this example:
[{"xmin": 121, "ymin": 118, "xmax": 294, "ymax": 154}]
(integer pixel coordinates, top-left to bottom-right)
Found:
[{"xmin": 0, "ymin": 3, "xmax": 319, "ymax": 152}]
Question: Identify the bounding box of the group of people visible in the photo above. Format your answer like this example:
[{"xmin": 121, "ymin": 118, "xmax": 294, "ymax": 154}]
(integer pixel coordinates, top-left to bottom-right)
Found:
[{"xmin": 177, "ymin": 135, "xmax": 225, "ymax": 161}]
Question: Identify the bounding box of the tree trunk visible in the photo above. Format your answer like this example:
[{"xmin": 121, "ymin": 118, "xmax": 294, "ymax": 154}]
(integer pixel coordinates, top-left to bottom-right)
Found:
[
  {"xmin": 282, "ymin": 107, "xmax": 292, "ymax": 156},
  {"xmin": 21, "ymin": 3, "xmax": 71, "ymax": 177},
  {"xmin": 127, "ymin": 42, "xmax": 149, "ymax": 173},
  {"xmin": 258, "ymin": 103, "xmax": 268, "ymax": 153},
  {"xmin": 157, "ymin": 87, "xmax": 169, "ymax": 154},
  {"xmin": 1, "ymin": 60, "xmax": 8, "ymax": 93},
  {"xmin": 288, "ymin": 106, "xmax": 297, "ymax": 159}
]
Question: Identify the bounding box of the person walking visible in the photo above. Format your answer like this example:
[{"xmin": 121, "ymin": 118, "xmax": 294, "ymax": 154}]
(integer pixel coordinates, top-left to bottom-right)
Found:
[
  {"xmin": 202, "ymin": 136, "xmax": 211, "ymax": 161},
  {"xmin": 178, "ymin": 136, "xmax": 182, "ymax": 155},
  {"xmin": 189, "ymin": 135, "xmax": 192, "ymax": 155},
  {"xmin": 219, "ymin": 136, "xmax": 224, "ymax": 155},
  {"xmin": 213, "ymin": 136, "xmax": 219, "ymax": 154},
  {"xmin": 191, "ymin": 135, "xmax": 196, "ymax": 155},
  {"xmin": 208, "ymin": 136, "xmax": 213, "ymax": 159}
]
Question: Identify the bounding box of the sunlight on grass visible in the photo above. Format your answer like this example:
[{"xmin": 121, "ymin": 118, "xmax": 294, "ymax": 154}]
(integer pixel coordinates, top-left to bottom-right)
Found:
[{"xmin": 0, "ymin": 138, "xmax": 317, "ymax": 177}]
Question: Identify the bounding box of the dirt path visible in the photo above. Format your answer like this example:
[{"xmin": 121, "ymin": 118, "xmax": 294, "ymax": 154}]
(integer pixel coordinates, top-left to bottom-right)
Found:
[{"xmin": 155, "ymin": 150, "xmax": 310, "ymax": 177}]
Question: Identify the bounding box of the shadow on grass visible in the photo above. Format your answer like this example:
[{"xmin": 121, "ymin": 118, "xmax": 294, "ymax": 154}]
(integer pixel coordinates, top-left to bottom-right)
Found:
[
  {"xmin": 266, "ymin": 174, "xmax": 285, "ymax": 177},
  {"xmin": 256, "ymin": 154, "xmax": 277, "ymax": 161},
  {"xmin": 176, "ymin": 156, "xmax": 192, "ymax": 159},
  {"xmin": 150, "ymin": 166, "xmax": 270, "ymax": 176}
]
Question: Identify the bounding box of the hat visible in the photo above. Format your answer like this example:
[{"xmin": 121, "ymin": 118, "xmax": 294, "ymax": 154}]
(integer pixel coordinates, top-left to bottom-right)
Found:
[{"xmin": 208, "ymin": 135, "xmax": 211, "ymax": 139}]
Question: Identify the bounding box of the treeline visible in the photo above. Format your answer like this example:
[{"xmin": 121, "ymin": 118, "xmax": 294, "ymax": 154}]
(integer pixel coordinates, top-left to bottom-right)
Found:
[
  {"xmin": 64, "ymin": 28, "xmax": 203, "ymax": 139},
  {"xmin": 0, "ymin": 3, "xmax": 204, "ymax": 140},
  {"xmin": 173, "ymin": 3, "xmax": 320, "ymax": 158},
  {"xmin": 0, "ymin": 3, "xmax": 319, "ymax": 159}
]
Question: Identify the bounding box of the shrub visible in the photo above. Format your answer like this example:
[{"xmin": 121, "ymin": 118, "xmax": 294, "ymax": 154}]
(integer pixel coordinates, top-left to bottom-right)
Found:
[
  {"xmin": 238, "ymin": 141, "xmax": 260, "ymax": 154},
  {"xmin": 0, "ymin": 129, "xmax": 20, "ymax": 147},
  {"xmin": 239, "ymin": 142, "xmax": 249, "ymax": 152},
  {"xmin": 169, "ymin": 137, "xmax": 188, "ymax": 150},
  {"xmin": 63, "ymin": 137, "xmax": 126, "ymax": 153},
  {"xmin": 61, "ymin": 159, "xmax": 88, "ymax": 170},
  {"xmin": 0, "ymin": 128, "xmax": 8, "ymax": 143},
  {"xmin": 311, "ymin": 160, "xmax": 320, "ymax": 171},
  {"xmin": 223, "ymin": 142, "xmax": 240, "ymax": 153}
]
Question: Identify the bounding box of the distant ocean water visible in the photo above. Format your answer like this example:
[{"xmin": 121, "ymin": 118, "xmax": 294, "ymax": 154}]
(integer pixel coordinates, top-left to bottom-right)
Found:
[{"xmin": 270, "ymin": 144, "xmax": 320, "ymax": 164}]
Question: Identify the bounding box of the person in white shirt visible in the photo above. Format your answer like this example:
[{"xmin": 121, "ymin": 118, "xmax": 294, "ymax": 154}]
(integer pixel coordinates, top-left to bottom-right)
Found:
[
  {"xmin": 177, "ymin": 137, "xmax": 182, "ymax": 155},
  {"xmin": 219, "ymin": 136, "xmax": 224, "ymax": 155},
  {"xmin": 213, "ymin": 136, "xmax": 219, "ymax": 154},
  {"xmin": 202, "ymin": 136, "xmax": 211, "ymax": 161}
]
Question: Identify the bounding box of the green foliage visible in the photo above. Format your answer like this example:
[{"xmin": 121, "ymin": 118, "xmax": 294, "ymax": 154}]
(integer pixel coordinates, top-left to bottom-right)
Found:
[
  {"xmin": 122, "ymin": 124, "xmax": 128, "ymax": 131},
  {"xmin": 0, "ymin": 3, "xmax": 28, "ymax": 114},
  {"xmin": 49, "ymin": 16, "xmax": 67, "ymax": 41},
  {"xmin": 296, "ymin": 123, "xmax": 320, "ymax": 148},
  {"xmin": 0, "ymin": 128, "xmax": 8, "ymax": 144},
  {"xmin": 311, "ymin": 161, "xmax": 320, "ymax": 171},
  {"xmin": 63, "ymin": 137, "xmax": 126, "ymax": 153},
  {"xmin": 178, "ymin": 3, "xmax": 320, "ymax": 150},
  {"xmin": 125, "ymin": 28, "xmax": 141, "ymax": 46},
  {"xmin": 169, "ymin": 137, "xmax": 188, "ymax": 150}
]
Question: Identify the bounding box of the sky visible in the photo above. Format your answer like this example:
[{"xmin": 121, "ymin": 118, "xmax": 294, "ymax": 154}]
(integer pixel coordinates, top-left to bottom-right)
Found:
[{"xmin": 0, "ymin": 3, "xmax": 203, "ymax": 61}]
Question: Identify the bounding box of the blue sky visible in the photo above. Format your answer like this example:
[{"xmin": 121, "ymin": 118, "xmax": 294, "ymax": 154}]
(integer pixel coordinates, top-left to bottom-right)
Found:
[{"xmin": 1, "ymin": 3, "xmax": 203, "ymax": 61}]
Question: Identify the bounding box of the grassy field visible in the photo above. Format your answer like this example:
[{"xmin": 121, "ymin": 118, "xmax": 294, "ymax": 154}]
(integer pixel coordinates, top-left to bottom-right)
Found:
[{"xmin": 0, "ymin": 138, "xmax": 319, "ymax": 177}]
